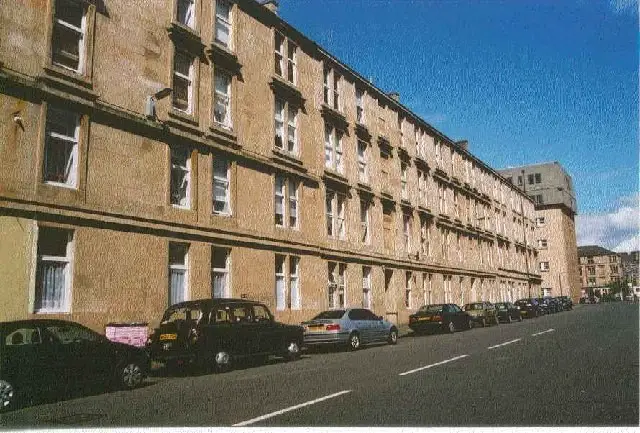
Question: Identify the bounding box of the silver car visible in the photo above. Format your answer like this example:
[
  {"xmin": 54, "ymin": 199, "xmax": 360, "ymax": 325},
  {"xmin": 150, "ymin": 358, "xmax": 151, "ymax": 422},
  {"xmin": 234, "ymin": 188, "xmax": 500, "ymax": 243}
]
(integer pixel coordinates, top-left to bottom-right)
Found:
[{"xmin": 301, "ymin": 308, "xmax": 398, "ymax": 350}]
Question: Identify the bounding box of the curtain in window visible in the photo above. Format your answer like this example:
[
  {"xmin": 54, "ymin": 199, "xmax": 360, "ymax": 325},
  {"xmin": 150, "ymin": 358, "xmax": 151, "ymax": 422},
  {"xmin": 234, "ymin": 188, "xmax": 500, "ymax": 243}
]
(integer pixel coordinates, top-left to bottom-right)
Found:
[
  {"xmin": 36, "ymin": 262, "xmax": 66, "ymax": 311},
  {"xmin": 170, "ymin": 269, "xmax": 186, "ymax": 305},
  {"xmin": 275, "ymin": 276, "xmax": 285, "ymax": 311},
  {"xmin": 212, "ymin": 271, "xmax": 226, "ymax": 298}
]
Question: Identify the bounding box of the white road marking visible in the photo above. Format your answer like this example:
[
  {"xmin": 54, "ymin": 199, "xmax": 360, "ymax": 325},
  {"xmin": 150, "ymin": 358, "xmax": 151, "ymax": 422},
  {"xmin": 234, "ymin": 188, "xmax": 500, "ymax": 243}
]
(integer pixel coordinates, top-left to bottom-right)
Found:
[
  {"xmin": 532, "ymin": 328, "xmax": 555, "ymax": 336},
  {"xmin": 487, "ymin": 338, "xmax": 521, "ymax": 350},
  {"xmin": 232, "ymin": 390, "xmax": 352, "ymax": 426},
  {"xmin": 398, "ymin": 354, "xmax": 470, "ymax": 376}
]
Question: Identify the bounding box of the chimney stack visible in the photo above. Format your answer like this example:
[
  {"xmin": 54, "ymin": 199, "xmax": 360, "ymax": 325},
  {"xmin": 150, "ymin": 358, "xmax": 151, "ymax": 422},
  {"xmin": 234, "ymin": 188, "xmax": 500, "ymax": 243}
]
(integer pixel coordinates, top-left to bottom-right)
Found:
[
  {"xmin": 388, "ymin": 92, "xmax": 400, "ymax": 102},
  {"xmin": 259, "ymin": 0, "xmax": 279, "ymax": 14},
  {"xmin": 456, "ymin": 140, "xmax": 469, "ymax": 152}
]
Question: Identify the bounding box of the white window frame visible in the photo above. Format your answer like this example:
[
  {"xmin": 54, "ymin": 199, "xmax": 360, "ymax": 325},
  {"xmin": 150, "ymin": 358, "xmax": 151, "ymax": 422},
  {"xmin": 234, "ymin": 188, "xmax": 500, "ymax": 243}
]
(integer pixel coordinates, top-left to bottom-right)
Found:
[
  {"xmin": 418, "ymin": 170, "xmax": 426, "ymax": 205},
  {"xmin": 324, "ymin": 124, "xmax": 343, "ymax": 174},
  {"xmin": 215, "ymin": 0, "xmax": 232, "ymax": 49},
  {"xmin": 43, "ymin": 107, "xmax": 80, "ymax": 188},
  {"xmin": 169, "ymin": 242, "xmax": 189, "ymax": 306},
  {"xmin": 212, "ymin": 157, "xmax": 231, "ymax": 215},
  {"xmin": 401, "ymin": 162, "xmax": 408, "ymax": 201},
  {"xmin": 323, "ymin": 66, "xmax": 340, "ymax": 111},
  {"xmin": 356, "ymin": 88, "xmax": 365, "ymax": 124},
  {"xmin": 362, "ymin": 266, "xmax": 371, "ymax": 309},
  {"xmin": 398, "ymin": 116, "xmax": 405, "ymax": 148},
  {"xmin": 535, "ymin": 217, "xmax": 546, "ymax": 227},
  {"xmin": 34, "ymin": 226, "xmax": 73, "ymax": 313},
  {"xmin": 360, "ymin": 199, "xmax": 370, "ymax": 244},
  {"xmin": 357, "ymin": 140, "xmax": 368, "ymax": 183},
  {"xmin": 172, "ymin": 50, "xmax": 194, "ymax": 114},
  {"xmin": 540, "ymin": 261, "xmax": 550, "ymax": 272},
  {"xmin": 170, "ymin": 146, "xmax": 191, "ymax": 209},
  {"xmin": 328, "ymin": 262, "xmax": 346, "ymax": 309},
  {"xmin": 52, "ymin": 0, "xmax": 87, "ymax": 74},
  {"xmin": 326, "ymin": 190, "xmax": 346, "ymax": 239},
  {"xmin": 177, "ymin": 0, "xmax": 196, "ymax": 29},
  {"xmin": 275, "ymin": 175, "xmax": 299, "ymax": 229},
  {"xmin": 274, "ymin": 255, "xmax": 301, "ymax": 310},
  {"xmin": 274, "ymin": 98, "xmax": 299, "ymax": 155},
  {"xmin": 287, "ymin": 40, "xmax": 297, "ymax": 85},
  {"xmin": 213, "ymin": 69, "xmax": 232, "ymax": 128},
  {"xmin": 403, "ymin": 213, "xmax": 412, "ymax": 253},
  {"xmin": 211, "ymin": 247, "xmax": 230, "ymax": 298},
  {"xmin": 274, "ymin": 31, "xmax": 285, "ymax": 78},
  {"xmin": 275, "ymin": 254, "xmax": 286, "ymax": 311}
]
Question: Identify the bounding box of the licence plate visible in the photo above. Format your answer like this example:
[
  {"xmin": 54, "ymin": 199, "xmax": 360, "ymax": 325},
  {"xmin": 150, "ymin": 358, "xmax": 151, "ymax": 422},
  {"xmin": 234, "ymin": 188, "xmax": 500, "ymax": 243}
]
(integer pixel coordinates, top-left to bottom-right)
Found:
[
  {"xmin": 306, "ymin": 326, "xmax": 324, "ymax": 333},
  {"xmin": 159, "ymin": 333, "xmax": 177, "ymax": 341},
  {"xmin": 418, "ymin": 317, "xmax": 430, "ymax": 322}
]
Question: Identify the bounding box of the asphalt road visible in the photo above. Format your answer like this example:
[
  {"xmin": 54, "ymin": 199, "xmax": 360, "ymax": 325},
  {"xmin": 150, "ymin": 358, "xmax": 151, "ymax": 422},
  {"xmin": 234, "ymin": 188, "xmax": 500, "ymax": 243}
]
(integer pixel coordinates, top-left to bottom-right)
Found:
[{"xmin": 1, "ymin": 303, "xmax": 638, "ymax": 427}]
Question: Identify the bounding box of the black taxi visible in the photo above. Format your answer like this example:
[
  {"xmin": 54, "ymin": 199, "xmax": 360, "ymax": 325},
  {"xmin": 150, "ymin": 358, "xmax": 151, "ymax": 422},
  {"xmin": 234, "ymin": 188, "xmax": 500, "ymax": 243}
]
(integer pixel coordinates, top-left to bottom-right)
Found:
[{"xmin": 149, "ymin": 299, "xmax": 304, "ymax": 372}]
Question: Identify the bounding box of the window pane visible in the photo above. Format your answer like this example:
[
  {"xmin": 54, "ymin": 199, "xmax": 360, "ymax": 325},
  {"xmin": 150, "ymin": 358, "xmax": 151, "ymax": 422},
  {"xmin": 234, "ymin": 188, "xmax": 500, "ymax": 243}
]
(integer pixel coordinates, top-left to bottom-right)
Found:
[
  {"xmin": 177, "ymin": 0, "xmax": 195, "ymax": 27},
  {"xmin": 275, "ymin": 276, "xmax": 286, "ymax": 310},
  {"xmin": 35, "ymin": 261, "xmax": 67, "ymax": 311},
  {"xmin": 216, "ymin": 0, "xmax": 230, "ymax": 19},
  {"xmin": 52, "ymin": 24, "xmax": 81, "ymax": 71},
  {"xmin": 44, "ymin": 137, "xmax": 76, "ymax": 184},
  {"xmin": 170, "ymin": 269, "xmax": 186, "ymax": 305},
  {"xmin": 169, "ymin": 243, "xmax": 188, "ymax": 265},
  {"xmin": 215, "ymin": 21, "xmax": 230, "ymax": 46},
  {"xmin": 174, "ymin": 52, "xmax": 191, "ymax": 76},
  {"xmin": 212, "ymin": 248, "xmax": 228, "ymax": 269},
  {"xmin": 37, "ymin": 227, "xmax": 70, "ymax": 256}
]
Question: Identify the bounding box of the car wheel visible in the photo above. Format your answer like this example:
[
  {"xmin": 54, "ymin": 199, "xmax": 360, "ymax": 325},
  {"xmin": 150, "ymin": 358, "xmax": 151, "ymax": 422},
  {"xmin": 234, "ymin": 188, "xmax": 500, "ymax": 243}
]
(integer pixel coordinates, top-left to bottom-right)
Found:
[
  {"xmin": 214, "ymin": 350, "xmax": 232, "ymax": 373},
  {"xmin": 348, "ymin": 332, "xmax": 361, "ymax": 351},
  {"xmin": 285, "ymin": 340, "xmax": 301, "ymax": 361},
  {"xmin": 481, "ymin": 318, "xmax": 486, "ymax": 328},
  {"xmin": 388, "ymin": 328, "xmax": 398, "ymax": 345},
  {"xmin": 119, "ymin": 361, "xmax": 144, "ymax": 390},
  {"xmin": 0, "ymin": 380, "xmax": 15, "ymax": 412},
  {"xmin": 507, "ymin": 314, "xmax": 512, "ymax": 324},
  {"xmin": 448, "ymin": 321, "xmax": 456, "ymax": 333}
]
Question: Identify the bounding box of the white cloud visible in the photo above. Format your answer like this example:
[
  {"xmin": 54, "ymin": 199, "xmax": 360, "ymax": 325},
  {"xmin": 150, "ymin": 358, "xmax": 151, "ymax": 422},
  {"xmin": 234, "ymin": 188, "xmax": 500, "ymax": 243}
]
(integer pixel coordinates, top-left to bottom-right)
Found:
[
  {"xmin": 610, "ymin": 0, "xmax": 638, "ymax": 14},
  {"xmin": 576, "ymin": 193, "xmax": 640, "ymax": 252}
]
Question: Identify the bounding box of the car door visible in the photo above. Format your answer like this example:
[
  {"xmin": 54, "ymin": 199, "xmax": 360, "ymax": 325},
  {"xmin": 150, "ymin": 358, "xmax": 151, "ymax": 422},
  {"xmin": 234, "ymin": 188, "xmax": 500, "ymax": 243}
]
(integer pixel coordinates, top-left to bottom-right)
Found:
[
  {"xmin": 347, "ymin": 309, "xmax": 370, "ymax": 343},
  {"xmin": 43, "ymin": 322, "xmax": 115, "ymax": 388},
  {"xmin": 1, "ymin": 324, "xmax": 57, "ymax": 396},
  {"xmin": 252, "ymin": 304, "xmax": 280, "ymax": 355},
  {"xmin": 228, "ymin": 303, "xmax": 260, "ymax": 357},
  {"xmin": 450, "ymin": 304, "xmax": 467, "ymax": 328},
  {"xmin": 363, "ymin": 309, "xmax": 386, "ymax": 341}
]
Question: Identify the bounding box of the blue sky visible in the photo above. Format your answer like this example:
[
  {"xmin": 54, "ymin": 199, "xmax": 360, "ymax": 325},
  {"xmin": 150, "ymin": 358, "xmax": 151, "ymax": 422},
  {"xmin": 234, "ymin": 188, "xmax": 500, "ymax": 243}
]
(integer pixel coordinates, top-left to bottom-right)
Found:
[{"xmin": 279, "ymin": 0, "xmax": 639, "ymax": 252}]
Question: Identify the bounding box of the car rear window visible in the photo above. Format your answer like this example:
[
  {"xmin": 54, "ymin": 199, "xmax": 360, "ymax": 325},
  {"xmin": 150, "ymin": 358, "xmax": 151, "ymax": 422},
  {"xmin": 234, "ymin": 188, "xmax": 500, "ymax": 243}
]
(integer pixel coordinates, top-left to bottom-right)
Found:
[
  {"xmin": 312, "ymin": 310, "xmax": 345, "ymax": 320},
  {"xmin": 418, "ymin": 305, "xmax": 444, "ymax": 313},
  {"xmin": 162, "ymin": 306, "xmax": 204, "ymax": 324}
]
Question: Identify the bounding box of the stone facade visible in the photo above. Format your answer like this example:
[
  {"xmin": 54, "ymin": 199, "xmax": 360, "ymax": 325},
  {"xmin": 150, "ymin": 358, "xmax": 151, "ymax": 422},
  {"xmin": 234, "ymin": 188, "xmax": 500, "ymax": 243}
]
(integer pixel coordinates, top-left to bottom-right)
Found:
[
  {"xmin": 0, "ymin": 0, "xmax": 540, "ymax": 333},
  {"xmin": 578, "ymin": 246, "xmax": 624, "ymax": 292},
  {"xmin": 498, "ymin": 162, "xmax": 580, "ymax": 302}
]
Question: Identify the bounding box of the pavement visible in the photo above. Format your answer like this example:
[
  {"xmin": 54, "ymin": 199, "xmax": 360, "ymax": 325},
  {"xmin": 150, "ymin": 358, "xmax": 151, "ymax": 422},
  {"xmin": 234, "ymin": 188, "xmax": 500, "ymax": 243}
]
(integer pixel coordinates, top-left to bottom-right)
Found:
[{"xmin": 0, "ymin": 302, "xmax": 637, "ymax": 427}]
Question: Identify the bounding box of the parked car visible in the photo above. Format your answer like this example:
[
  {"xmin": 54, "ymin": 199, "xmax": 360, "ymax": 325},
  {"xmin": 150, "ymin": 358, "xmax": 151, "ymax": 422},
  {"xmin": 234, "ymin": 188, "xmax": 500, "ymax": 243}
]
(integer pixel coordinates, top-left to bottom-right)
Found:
[
  {"xmin": 494, "ymin": 302, "xmax": 523, "ymax": 323},
  {"xmin": 409, "ymin": 304, "xmax": 472, "ymax": 334},
  {"xmin": 0, "ymin": 319, "xmax": 149, "ymax": 412},
  {"xmin": 535, "ymin": 298, "xmax": 551, "ymax": 315},
  {"xmin": 148, "ymin": 299, "xmax": 304, "ymax": 373},
  {"xmin": 462, "ymin": 302, "xmax": 499, "ymax": 327},
  {"xmin": 514, "ymin": 298, "xmax": 542, "ymax": 318},
  {"xmin": 557, "ymin": 296, "xmax": 573, "ymax": 310},
  {"xmin": 302, "ymin": 308, "xmax": 398, "ymax": 350},
  {"xmin": 542, "ymin": 297, "xmax": 562, "ymax": 313}
]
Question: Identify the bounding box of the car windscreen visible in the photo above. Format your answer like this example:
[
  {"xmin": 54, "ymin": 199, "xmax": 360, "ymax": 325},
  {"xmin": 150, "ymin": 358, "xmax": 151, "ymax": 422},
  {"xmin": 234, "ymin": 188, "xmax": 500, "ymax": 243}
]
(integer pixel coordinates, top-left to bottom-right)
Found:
[
  {"xmin": 312, "ymin": 310, "xmax": 345, "ymax": 320},
  {"xmin": 464, "ymin": 303, "xmax": 483, "ymax": 310},
  {"xmin": 494, "ymin": 303, "xmax": 506, "ymax": 309},
  {"xmin": 162, "ymin": 306, "xmax": 204, "ymax": 324},
  {"xmin": 418, "ymin": 305, "xmax": 444, "ymax": 313}
]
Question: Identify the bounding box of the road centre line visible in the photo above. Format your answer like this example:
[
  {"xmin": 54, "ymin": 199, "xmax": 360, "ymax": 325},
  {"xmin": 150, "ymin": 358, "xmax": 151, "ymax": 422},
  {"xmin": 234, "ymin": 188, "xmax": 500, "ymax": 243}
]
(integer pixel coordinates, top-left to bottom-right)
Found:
[
  {"xmin": 232, "ymin": 390, "xmax": 352, "ymax": 426},
  {"xmin": 531, "ymin": 328, "xmax": 555, "ymax": 336},
  {"xmin": 398, "ymin": 354, "xmax": 470, "ymax": 376},
  {"xmin": 487, "ymin": 338, "xmax": 521, "ymax": 350}
]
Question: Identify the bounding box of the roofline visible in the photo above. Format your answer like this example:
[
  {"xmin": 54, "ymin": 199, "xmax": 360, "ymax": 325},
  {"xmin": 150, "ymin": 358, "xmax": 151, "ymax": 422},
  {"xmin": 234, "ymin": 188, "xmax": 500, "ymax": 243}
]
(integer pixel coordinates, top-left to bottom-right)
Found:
[{"xmin": 242, "ymin": 0, "xmax": 534, "ymax": 202}]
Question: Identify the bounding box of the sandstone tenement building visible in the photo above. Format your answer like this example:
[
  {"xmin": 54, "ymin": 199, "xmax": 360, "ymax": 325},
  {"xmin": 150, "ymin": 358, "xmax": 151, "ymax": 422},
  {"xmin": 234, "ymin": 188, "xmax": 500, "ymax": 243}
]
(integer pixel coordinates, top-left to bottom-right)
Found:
[
  {"xmin": 498, "ymin": 162, "xmax": 580, "ymax": 302},
  {"xmin": 578, "ymin": 245, "xmax": 624, "ymax": 294},
  {"xmin": 0, "ymin": 0, "xmax": 540, "ymax": 331}
]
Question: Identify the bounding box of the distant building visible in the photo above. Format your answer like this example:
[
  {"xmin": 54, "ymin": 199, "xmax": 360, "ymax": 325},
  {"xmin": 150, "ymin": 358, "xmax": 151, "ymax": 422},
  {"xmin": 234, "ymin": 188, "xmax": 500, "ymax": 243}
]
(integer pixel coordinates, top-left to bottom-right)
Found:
[
  {"xmin": 577, "ymin": 246, "xmax": 623, "ymax": 295},
  {"xmin": 498, "ymin": 162, "xmax": 580, "ymax": 301},
  {"xmin": 619, "ymin": 251, "xmax": 639, "ymax": 287}
]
